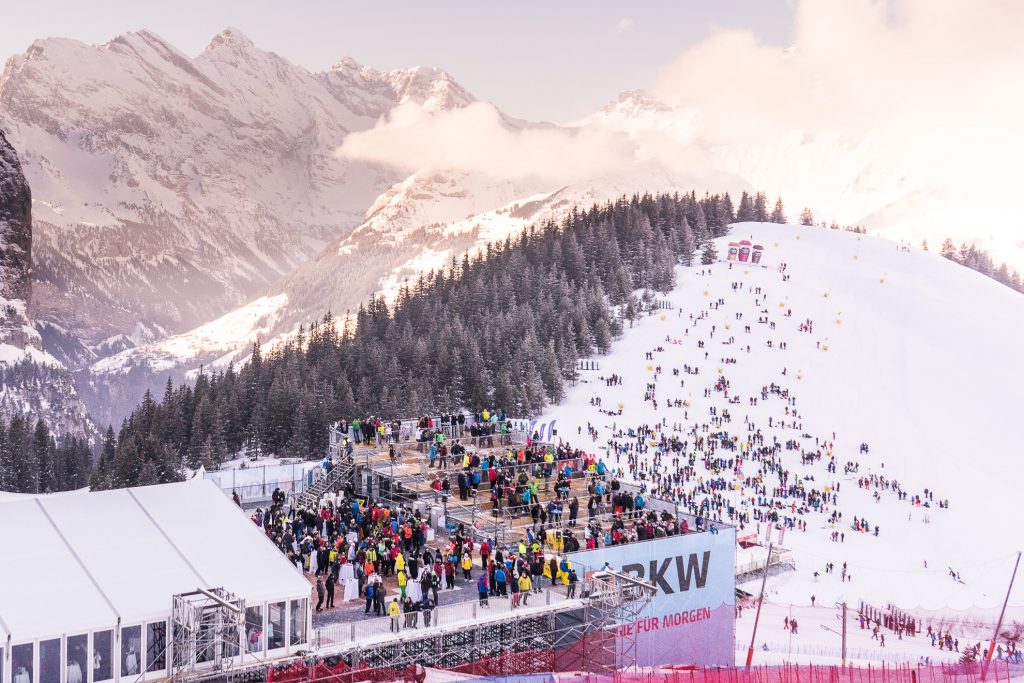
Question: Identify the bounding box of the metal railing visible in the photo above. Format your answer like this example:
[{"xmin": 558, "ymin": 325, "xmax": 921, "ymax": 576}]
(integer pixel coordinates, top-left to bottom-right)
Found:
[
  {"xmin": 312, "ymin": 575, "xmax": 579, "ymax": 650},
  {"xmin": 334, "ymin": 420, "xmax": 531, "ymax": 451},
  {"xmin": 401, "ymin": 430, "xmax": 525, "ymax": 453},
  {"xmin": 203, "ymin": 463, "xmax": 319, "ymax": 503},
  {"xmin": 293, "ymin": 459, "xmax": 354, "ymax": 511},
  {"xmin": 742, "ymin": 640, "xmax": 958, "ymax": 665}
]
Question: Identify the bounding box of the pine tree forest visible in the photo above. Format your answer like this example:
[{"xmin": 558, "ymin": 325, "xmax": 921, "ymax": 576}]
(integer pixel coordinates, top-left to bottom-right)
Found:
[
  {"xmin": 88, "ymin": 191, "xmax": 735, "ymax": 489},
  {"xmin": 4, "ymin": 191, "xmax": 1020, "ymax": 493}
]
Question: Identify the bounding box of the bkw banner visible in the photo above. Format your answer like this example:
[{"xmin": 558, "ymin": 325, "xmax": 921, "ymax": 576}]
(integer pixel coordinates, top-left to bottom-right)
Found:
[{"xmin": 570, "ymin": 528, "xmax": 736, "ymax": 667}]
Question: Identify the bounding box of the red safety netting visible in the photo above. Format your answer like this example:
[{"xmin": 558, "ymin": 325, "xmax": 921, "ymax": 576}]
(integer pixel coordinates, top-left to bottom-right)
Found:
[
  {"xmin": 577, "ymin": 662, "xmax": 1022, "ymax": 683},
  {"xmin": 269, "ymin": 660, "xmax": 1024, "ymax": 683}
]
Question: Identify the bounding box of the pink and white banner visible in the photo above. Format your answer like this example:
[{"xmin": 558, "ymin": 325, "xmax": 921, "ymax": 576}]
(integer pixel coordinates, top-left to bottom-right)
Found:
[{"xmin": 570, "ymin": 528, "xmax": 736, "ymax": 667}]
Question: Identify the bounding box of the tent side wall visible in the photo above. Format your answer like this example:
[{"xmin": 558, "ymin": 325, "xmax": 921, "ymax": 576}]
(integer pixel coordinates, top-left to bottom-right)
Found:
[{"xmin": 0, "ymin": 481, "xmax": 312, "ymax": 683}]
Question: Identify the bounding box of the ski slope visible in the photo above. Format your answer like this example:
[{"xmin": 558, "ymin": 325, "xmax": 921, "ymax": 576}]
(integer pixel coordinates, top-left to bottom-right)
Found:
[{"xmin": 540, "ymin": 223, "xmax": 1024, "ymax": 621}]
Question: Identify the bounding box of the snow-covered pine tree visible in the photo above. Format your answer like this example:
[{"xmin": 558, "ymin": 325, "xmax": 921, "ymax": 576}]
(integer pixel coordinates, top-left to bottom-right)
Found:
[
  {"xmin": 701, "ymin": 239, "xmax": 718, "ymax": 265},
  {"xmin": 940, "ymin": 238, "xmax": 958, "ymax": 261},
  {"xmin": 623, "ymin": 295, "xmax": 640, "ymax": 328},
  {"xmin": 753, "ymin": 192, "xmax": 769, "ymax": 222},
  {"xmin": 770, "ymin": 198, "xmax": 786, "ymax": 223},
  {"xmin": 737, "ymin": 192, "xmax": 756, "ymax": 222}
]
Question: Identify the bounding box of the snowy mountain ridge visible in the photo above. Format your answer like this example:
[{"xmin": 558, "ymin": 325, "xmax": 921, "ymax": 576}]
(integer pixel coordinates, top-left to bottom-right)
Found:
[{"xmin": 0, "ymin": 26, "xmax": 473, "ymax": 353}]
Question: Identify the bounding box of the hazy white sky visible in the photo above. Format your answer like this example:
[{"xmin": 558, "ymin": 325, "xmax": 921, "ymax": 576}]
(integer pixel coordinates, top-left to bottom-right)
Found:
[
  {"xmin": 333, "ymin": 0, "xmax": 1024, "ymax": 266},
  {"xmin": 0, "ymin": 0, "xmax": 793, "ymax": 122}
]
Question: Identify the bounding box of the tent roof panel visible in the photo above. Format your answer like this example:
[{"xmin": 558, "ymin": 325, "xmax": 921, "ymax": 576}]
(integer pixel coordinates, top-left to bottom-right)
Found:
[
  {"xmin": 39, "ymin": 489, "xmax": 206, "ymax": 623},
  {"xmin": 0, "ymin": 499, "xmax": 118, "ymax": 640},
  {"xmin": 129, "ymin": 480, "xmax": 310, "ymax": 604},
  {"xmin": 0, "ymin": 479, "xmax": 308, "ymax": 642}
]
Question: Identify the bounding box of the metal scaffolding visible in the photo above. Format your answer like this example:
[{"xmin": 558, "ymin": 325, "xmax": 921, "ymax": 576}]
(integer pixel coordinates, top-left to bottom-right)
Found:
[
  {"xmin": 170, "ymin": 588, "xmax": 246, "ymax": 682},
  {"xmin": 589, "ymin": 569, "xmax": 659, "ymax": 674},
  {"xmin": 268, "ymin": 570, "xmax": 656, "ymax": 683}
]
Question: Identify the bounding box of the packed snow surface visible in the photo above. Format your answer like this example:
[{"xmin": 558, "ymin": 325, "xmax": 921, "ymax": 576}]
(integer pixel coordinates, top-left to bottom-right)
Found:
[{"xmin": 541, "ymin": 223, "xmax": 1024, "ymax": 614}]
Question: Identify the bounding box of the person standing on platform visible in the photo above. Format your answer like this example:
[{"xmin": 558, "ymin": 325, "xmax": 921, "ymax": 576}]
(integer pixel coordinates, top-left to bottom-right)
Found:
[
  {"xmin": 325, "ymin": 571, "xmax": 336, "ymax": 609},
  {"xmin": 422, "ymin": 595, "xmax": 434, "ymax": 627},
  {"xmin": 477, "ymin": 573, "xmax": 489, "ymax": 607},
  {"xmin": 315, "ymin": 576, "xmax": 325, "ymax": 612},
  {"xmin": 510, "ymin": 571, "xmax": 521, "ymax": 608},
  {"xmin": 389, "ymin": 598, "xmax": 401, "ymax": 632},
  {"xmin": 567, "ymin": 568, "xmax": 579, "ymax": 599},
  {"xmin": 364, "ymin": 579, "xmax": 375, "ymax": 614},
  {"xmin": 495, "ymin": 565, "xmax": 507, "ymax": 596},
  {"xmin": 397, "ymin": 569, "xmax": 408, "ymax": 600},
  {"xmin": 519, "ymin": 573, "xmax": 532, "ymax": 605}
]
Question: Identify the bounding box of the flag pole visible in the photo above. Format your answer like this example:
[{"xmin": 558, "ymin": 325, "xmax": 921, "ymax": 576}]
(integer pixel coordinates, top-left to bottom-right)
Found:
[
  {"xmin": 982, "ymin": 551, "xmax": 1021, "ymax": 682},
  {"xmin": 746, "ymin": 543, "xmax": 773, "ymax": 666}
]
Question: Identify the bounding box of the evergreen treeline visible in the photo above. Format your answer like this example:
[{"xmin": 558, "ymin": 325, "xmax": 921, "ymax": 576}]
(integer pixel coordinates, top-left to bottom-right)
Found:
[
  {"xmin": 91, "ymin": 191, "xmax": 754, "ymax": 488},
  {"xmin": 936, "ymin": 238, "xmax": 1024, "ymax": 294},
  {"xmin": 0, "ymin": 417, "xmax": 92, "ymax": 493}
]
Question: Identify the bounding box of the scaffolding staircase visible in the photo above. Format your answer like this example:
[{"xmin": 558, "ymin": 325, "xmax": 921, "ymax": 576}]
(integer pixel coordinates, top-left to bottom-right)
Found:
[{"xmin": 293, "ymin": 453, "xmax": 357, "ymax": 511}]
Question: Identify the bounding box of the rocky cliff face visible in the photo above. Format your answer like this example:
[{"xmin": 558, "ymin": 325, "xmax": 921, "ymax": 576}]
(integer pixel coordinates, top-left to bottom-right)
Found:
[
  {"xmin": 0, "ymin": 128, "xmax": 95, "ymax": 438},
  {"xmin": 0, "ymin": 129, "xmax": 32, "ymax": 347}
]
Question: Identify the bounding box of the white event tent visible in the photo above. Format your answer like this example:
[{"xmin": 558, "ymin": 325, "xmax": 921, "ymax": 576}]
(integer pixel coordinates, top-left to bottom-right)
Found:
[{"xmin": 0, "ymin": 479, "xmax": 311, "ymax": 683}]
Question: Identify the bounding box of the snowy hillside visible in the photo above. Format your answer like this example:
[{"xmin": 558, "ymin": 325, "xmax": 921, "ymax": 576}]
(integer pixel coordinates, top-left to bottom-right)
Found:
[
  {"xmin": 0, "ymin": 27, "xmax": 473, "ymax": 349},
  {"xmin": 540, "ymin": 223, "xmax": 1024, "ymax": 613}
]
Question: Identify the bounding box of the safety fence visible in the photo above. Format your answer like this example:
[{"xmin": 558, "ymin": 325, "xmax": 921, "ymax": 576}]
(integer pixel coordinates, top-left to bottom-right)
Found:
[
  {"xmin": 742, "ymin": 641, "xmax": 942, "ymax": 665},
  {"xmin": 334, "ymin": 419, "xmax": 533, "ymax": 450},
  {"xmin": 587, "ymin": 663, "xmax": 1024, "ymax": 683},
  {"xmin": 735, "ymin": 549, "xmax": 797, "ymax": 579},
  {"xmin": 312, "ymin": 580, "xmax": 577, "ymax": 649},
  {"xmin": 266, "ymin": 657, "xmax": 1024, "ymax": 683},
  {"xmin": 203, "ymin": 462, "xmax": 320, "ymax": 502},
  {"xmin": 402, "ymin": 431, "xmax": 525, "ymax": 454},
  {"xmin": 524, "ymin": 663, "xmax": 1023, "ymax": 683}
]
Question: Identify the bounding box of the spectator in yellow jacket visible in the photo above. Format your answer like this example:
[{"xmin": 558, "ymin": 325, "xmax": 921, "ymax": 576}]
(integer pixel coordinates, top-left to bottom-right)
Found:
[{"xmin": 388, "ymin": 599, "xmax": 401, "ymax": 632}]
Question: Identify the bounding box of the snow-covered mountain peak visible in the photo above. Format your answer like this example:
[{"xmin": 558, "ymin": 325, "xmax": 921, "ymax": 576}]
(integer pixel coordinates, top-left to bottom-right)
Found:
[
  {"xmin": 384, "ymin": 65, "xmax": 474, "ymax": 112},
  {"xmin": 203, "ymin": 26, "xmax": 257, "ymax": 53},
  {"xmin": 329, "ymin": 55, "xmax": 365, "ymax": 75},
  {"xmin": 600, "ymin": 89, "xmax": 673, "ymax": 117},
  {"xmin": 105, "ymin": 28, "xmax": 188, "ymax": 57},
  {"xmin": 580, "ymin": 90, "xmax": 697, "ymax": 144},
  {"xmin": 0, "ymin": 26, "xmax": 487, "ymax": 366},
  {"xmin": 326, "ymin": 59, "xmax": 473, "ymax": 112}
]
